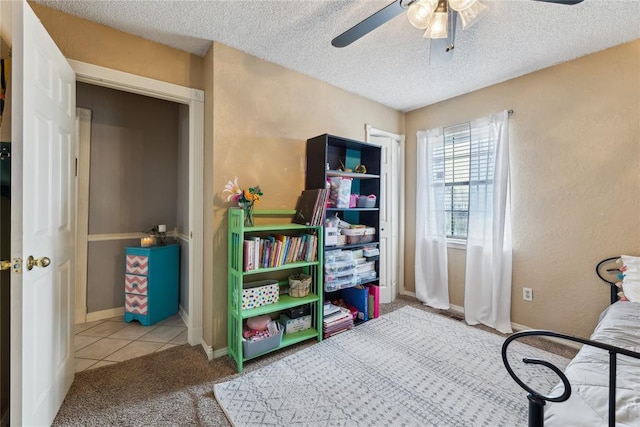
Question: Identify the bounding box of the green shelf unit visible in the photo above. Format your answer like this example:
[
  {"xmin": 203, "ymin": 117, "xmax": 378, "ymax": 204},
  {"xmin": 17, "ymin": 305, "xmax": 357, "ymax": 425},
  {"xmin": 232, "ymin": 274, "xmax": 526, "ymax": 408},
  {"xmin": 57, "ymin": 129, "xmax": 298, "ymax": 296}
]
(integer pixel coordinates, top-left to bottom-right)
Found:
[
  {"xmin": 227, "ymin": 207, "xmax": 324, "ymax": 372},
  {"xmin": 242, "ymin": 261, "xmax": 318, "ymax": 275},
  {"xmin": 240, "ymin": 293, "xmax": 320, "ymax": 319},
  {"xmin": 241, "ymin": 328, "xmax": 320, "ymax": 362}
]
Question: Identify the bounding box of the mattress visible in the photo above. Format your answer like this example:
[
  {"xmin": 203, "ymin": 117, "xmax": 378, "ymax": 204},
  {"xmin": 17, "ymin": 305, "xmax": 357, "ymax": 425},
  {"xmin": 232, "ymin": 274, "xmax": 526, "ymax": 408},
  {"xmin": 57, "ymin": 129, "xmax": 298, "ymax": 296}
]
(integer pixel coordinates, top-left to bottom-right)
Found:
[{"xmin": 545, "ymin": 301, "xmax": 640, "ymax": 426}]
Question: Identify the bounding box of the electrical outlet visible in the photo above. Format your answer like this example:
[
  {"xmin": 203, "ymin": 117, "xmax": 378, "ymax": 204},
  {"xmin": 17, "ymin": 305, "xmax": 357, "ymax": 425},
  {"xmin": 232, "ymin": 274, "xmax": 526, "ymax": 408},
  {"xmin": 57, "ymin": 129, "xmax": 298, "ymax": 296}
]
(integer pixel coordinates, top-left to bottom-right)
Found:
[{"xmin": 523, "ymin": 287, "xmax": 533, "ymax": 301}]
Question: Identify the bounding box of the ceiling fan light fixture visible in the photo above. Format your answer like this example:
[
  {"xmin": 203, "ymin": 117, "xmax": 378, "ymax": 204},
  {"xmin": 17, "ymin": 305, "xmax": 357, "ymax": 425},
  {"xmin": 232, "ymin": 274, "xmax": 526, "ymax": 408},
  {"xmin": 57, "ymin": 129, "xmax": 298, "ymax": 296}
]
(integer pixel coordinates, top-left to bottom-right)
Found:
[
  {"xmin": 407, "ymin": 0, "xmax": 438, "ymax": 30},
  {"xmin": 423, "ymin": 0, "xmax": 448, "ymax": 39},
  {"xmin": 457, "ymin": 0, "xmax": 487, "ymax": 29}
]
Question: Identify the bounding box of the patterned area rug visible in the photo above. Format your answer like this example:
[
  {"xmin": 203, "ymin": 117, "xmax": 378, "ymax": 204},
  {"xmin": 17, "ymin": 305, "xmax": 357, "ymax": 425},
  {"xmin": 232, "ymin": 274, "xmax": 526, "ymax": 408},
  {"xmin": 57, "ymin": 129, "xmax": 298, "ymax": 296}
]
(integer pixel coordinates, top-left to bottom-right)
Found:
[{"xmin": 214, "ymin": 305, "xmax": 569, "ymax": 426}]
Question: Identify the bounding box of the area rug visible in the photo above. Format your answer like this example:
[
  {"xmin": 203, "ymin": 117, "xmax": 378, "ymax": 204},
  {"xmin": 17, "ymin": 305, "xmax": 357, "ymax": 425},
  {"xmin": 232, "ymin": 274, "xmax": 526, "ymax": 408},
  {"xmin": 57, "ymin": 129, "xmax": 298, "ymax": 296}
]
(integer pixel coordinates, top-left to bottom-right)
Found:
[{"xmin": 214, "ymin": 305, "xmax": 570, "ymax": 427}]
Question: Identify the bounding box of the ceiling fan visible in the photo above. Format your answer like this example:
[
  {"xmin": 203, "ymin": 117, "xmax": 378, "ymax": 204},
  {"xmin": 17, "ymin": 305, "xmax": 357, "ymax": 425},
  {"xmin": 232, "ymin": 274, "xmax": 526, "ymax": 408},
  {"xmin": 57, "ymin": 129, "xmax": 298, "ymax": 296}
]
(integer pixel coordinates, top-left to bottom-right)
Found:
[{"xmin": 332, "ymin": 0, "xmax": 584, "ymax": 64}]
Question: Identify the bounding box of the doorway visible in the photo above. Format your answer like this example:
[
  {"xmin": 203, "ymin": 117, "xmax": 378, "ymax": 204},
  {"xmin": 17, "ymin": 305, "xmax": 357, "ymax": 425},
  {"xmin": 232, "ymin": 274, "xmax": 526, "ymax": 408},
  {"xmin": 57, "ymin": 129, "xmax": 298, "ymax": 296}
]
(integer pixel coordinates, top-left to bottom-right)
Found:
[
  {"xmin": 0, "ymin": 35, "xmax": 10, "ymax": 426},
  {"xmin": 366, "ymin": 125, "xmax": 404, "ymax": 304},
  {"xmin": 73, "ymin": 83, "xmax": 190, "ymax": 370},
  {"xmin": 0, "ymin": 143, "xmax": 9, "ymax": 427},
  {"xmin": 71, "ymin": 60, "xmax": 205, "ymax": 351}
]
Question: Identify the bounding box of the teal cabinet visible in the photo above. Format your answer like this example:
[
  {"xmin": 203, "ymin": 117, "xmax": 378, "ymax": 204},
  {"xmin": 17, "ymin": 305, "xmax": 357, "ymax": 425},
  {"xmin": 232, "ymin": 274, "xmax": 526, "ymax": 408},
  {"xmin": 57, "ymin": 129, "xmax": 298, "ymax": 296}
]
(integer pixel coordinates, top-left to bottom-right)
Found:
[{"xmin": 124, "ymin": 244, "xmax": 180, "ymax": 326}]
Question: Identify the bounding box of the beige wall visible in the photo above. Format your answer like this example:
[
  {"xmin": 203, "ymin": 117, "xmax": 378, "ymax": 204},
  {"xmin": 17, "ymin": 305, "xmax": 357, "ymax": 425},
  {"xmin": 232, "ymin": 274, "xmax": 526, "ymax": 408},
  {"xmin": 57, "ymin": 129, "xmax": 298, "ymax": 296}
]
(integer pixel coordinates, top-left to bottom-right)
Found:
[
  {"xmin": 31, "ymin": 0, "xmax": 635, "ymax": 346},
  {"xmin": 32, "ymin": 1, "xmax": 402, "ymax": 352},
  {"xmin": 77, "ymin": 82, "xmax": 180, "ymax": 312},
  {"xmin": 28, "ymin": 2, "xmax": 204, "ymax": 90},
  {"xmin": 405, "ymin": 40, "xmax": 640, "ymax": 338},
  {"xmin": 208, "ymin": 42, "xmax": 403, "ymax": 350}
]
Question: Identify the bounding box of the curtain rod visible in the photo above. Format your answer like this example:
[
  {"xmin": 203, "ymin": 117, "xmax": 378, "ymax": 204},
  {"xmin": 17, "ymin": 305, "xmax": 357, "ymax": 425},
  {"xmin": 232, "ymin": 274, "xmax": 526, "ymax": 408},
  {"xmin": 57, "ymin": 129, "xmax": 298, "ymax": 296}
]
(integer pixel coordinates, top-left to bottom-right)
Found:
[{"xmin": 508, "ymin": 109, "xmax": 514, "ymax": 116}]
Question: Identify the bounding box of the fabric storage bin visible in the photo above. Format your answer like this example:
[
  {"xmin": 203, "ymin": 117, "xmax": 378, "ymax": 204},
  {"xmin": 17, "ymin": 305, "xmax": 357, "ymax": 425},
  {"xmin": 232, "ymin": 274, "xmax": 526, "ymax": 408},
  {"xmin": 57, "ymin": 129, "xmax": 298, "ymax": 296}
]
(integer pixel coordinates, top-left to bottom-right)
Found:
[
  {"xmin": 242, "ymin": 325, "xmax": 283, "ymax": 358},
  {"xmin": 242, "ymin": 279, "xmax": 279, "ymax": 310},
  {"xmin": 288, "ymin": 273, "xmax": 311, "ymax": 297}
]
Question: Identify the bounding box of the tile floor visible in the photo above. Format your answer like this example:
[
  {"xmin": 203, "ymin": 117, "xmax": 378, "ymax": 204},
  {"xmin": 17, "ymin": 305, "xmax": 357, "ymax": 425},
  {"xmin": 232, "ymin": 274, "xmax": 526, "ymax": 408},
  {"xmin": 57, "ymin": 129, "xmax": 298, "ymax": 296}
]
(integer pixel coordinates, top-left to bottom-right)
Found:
[{"xmin": 74, "ymin": 313, "xmax": 187, "ymax": 372}]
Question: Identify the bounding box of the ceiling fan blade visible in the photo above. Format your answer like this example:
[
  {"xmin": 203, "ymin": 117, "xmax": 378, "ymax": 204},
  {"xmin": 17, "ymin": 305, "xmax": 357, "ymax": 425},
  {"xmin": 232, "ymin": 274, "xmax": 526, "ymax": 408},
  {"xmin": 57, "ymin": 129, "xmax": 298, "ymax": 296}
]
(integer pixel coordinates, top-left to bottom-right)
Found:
[
  {"xmin": 530, "ymin": 0, "xmax": 584, "ymax": 4},
  {"xmin": 332, "ymin": 0, "xmax": 405, "ymax": 48}
]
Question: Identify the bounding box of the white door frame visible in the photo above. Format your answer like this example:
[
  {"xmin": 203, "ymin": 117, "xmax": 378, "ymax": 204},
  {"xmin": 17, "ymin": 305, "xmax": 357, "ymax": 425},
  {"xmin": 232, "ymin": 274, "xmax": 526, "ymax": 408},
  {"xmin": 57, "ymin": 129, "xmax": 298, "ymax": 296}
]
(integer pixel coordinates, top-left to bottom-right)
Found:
[
  {"xmin": 70, "ymin": 60, "xmax": 205, "ymax": 348},
  {"xmin": 75, "ymin": 108, "xmax": 91, "ymax": 324},
  {"xmin": 365, "ymin": 125, "xmax": 405, "ymax": 303}
]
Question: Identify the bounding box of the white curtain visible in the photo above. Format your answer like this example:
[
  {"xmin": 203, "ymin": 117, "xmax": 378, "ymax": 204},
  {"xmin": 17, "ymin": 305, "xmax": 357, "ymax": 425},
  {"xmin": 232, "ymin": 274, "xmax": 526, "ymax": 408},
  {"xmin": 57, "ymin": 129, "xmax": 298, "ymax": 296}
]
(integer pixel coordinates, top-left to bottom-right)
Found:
[
  {"xmin": 463, "ymin": 110, "xmax": 513, "ymax": 333},
  {"xmin": 415, "ymin": 129, "xmax": 449, "ymax": 309}
]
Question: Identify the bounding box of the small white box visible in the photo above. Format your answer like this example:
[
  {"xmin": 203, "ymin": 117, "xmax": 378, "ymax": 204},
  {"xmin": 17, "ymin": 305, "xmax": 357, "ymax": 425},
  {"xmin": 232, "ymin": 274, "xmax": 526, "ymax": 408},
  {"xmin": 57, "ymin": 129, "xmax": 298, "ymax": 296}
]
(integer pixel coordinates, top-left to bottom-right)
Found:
[
  {"xmin": 325, "ymin": 226, "xmax": 338, "ymax": 246},
  {"xmin": 280, "ymin": 314, "xmax": 312, "ymax": 334}
]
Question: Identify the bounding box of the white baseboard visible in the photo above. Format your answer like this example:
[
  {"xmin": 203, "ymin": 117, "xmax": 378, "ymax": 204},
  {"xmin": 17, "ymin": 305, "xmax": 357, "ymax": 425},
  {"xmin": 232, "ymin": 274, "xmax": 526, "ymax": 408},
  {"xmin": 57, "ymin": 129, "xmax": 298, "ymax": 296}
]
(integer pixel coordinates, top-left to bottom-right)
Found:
[
  {"xmin": 85, "ymin": 307, "xmax": 124, "ymax": 323},
  {"xmin": 449, "ymin": 303, "xmax": 464, "ymax": 316},
  {"xmin": 179, "ymin": 305, "xmax": 189, "ymax": 326},
  {"xmin": 212, "ymin": 346, "xmax": 228, "ymax": 359},
  {"xmin": 400, "ymin": 290, "xmax": 582, "ymax": 350},
  {"xmin": 202, "ymin": 340, "xmax": 215, "ymax": 360},
  {"xmin": 511, "ymin": 322, "xmax": 583, "ymax": 350}
]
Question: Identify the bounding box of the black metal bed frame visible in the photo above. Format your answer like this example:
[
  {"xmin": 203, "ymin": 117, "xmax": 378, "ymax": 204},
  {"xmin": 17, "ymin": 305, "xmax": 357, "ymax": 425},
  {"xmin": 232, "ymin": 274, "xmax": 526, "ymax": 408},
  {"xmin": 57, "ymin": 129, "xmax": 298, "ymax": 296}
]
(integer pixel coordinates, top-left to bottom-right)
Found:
[{"xmin": 501, "ymin": 256, "xmax": 640, "ymax": 427}]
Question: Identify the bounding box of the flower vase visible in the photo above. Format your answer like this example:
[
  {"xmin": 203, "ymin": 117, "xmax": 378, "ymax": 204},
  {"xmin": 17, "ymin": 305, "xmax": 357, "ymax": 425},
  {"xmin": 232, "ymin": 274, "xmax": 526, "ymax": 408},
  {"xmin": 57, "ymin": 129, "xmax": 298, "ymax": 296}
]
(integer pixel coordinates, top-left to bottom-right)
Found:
[{"xmin": 239, "ymin": 202, "xmax": 254, "ymax": 227}]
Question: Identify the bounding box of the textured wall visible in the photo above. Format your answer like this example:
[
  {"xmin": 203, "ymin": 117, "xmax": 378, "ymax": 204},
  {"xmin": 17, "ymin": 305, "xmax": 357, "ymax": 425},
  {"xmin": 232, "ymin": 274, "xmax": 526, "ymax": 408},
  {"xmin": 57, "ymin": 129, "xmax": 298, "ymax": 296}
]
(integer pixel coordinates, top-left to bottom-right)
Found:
[
  {"xmin": 405, "ymin": 40, "xmax": 640, "ymax": 338},
  {"xmin": 28, "ymin": 2, "xmax": 204, "ymax": 90},
  {"xmin": 209, "ymin": 42, "xmax": 403, "ymax": 350},
  {"xmin": 77, "ymin": 82, "xmax": 180, "ymax": 312}
]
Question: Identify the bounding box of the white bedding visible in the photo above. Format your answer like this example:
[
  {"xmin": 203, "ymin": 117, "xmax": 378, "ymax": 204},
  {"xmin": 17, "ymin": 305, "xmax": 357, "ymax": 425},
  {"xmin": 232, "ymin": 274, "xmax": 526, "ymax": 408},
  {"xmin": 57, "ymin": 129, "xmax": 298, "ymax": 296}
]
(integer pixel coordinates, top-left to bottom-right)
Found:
[{"xmin": 545, "ymin": 301, "xmax": 640, "ymax": 426}]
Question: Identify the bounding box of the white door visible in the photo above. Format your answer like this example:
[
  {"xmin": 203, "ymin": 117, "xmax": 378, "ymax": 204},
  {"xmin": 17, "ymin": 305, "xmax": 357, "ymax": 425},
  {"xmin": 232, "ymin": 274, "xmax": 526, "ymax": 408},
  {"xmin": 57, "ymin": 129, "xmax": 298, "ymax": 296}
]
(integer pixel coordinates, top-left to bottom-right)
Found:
[
  {"xmin": 366, "ymin": 126, "xmax": 403, "ymax": 304},
  {"xmin": 10, "ymin": 1, "xmax": 76, "ymax": 425}
]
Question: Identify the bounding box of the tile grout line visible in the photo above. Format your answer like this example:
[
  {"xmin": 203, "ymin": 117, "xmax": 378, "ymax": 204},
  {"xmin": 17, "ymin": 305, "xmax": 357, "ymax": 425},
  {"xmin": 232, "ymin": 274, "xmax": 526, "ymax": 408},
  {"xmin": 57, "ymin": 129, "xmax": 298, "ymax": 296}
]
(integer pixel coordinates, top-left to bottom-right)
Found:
[{"xmin": 74, "ymin": 315, "xmax": 187, "ymax": 373}]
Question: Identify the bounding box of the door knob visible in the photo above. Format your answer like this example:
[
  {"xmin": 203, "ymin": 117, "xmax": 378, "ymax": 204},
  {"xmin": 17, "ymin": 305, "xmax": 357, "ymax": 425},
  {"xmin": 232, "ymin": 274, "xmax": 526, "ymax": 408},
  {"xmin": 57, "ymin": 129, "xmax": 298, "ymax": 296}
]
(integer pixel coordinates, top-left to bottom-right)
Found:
[{"xmin": 26, "ymin": 256, "xmax": 51, "ymax": 271}]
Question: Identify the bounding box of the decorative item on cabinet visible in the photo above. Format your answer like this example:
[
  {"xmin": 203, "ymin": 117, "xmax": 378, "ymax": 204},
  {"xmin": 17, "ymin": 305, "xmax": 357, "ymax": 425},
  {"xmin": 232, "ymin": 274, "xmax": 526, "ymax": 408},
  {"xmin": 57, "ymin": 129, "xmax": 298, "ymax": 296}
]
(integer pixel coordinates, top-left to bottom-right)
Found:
[
  {"xmin": 141, "ymin": 224, "xmax": 168, "ymax": 247},
  {"xmin": 222, "ymin": 177, "xmax": 264, "ymax": 227},
  {"xmin": 124, "ymin": 243, "xmax": 179, "ymax": 326}
]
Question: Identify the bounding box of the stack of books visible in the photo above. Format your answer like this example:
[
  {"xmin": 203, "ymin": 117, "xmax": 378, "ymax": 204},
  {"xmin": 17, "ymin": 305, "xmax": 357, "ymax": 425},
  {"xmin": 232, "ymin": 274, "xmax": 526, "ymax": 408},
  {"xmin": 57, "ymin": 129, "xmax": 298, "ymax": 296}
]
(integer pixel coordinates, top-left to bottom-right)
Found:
[
  {"xmin": 293, "ymin": 188, "xmax": 329, "ymax": 227},
  {"xmin": 243, "ymin": 233, "xmax": 318, "ymax": 271},
  {"xmin": 322, "ymin": 302, "xmax": 354, "ymax": 338}
]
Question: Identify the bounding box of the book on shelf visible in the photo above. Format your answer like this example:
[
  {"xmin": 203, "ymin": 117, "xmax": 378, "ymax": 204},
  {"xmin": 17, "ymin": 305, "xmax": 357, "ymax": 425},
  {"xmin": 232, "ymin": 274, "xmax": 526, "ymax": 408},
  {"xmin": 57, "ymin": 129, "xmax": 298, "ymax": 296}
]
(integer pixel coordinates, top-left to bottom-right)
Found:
[
  {"xmin": 293, "ymin": 188, "xmax": 328, "ymax": 227},
  {"xmin": 244, "ymin": 233, "xmax": 318, "ymax": 269},
  {"xmin": 243, "ymin": 239, "xmax": 255, "ymax": 271},
  {"xmin": 342, "ymin": 285, "xmax": 369, "ymax": 321}
]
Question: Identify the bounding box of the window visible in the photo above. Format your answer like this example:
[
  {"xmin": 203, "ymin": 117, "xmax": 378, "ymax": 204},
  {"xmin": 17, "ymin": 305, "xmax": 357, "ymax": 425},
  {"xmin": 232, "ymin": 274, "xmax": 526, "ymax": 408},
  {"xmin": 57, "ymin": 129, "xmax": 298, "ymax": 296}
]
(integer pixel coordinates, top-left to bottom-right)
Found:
[
  {"xmin": 432, "ymin": 122, "xmax": 494, "ymax": 240},
  {"xmin": 439, "ymin": 123, "xmax": 470, "ymax": 239}
]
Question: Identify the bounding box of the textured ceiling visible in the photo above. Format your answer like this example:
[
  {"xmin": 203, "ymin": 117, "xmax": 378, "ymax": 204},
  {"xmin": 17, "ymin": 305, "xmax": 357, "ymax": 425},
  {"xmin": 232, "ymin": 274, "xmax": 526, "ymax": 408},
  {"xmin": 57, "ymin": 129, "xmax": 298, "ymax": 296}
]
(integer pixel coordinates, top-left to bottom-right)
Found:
[{"xmin": 34, "ymin": 0, "xmax": 640, "ymax": 112}]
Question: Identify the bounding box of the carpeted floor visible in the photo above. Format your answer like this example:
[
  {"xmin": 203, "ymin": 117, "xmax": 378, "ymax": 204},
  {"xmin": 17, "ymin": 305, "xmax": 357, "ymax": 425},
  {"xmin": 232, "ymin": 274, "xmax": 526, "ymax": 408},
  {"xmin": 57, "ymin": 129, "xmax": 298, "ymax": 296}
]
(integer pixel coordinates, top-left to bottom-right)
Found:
[{"xmin": 53, "ymin": 295, "xmax": 578, "ymax": 426}]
